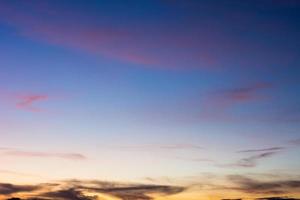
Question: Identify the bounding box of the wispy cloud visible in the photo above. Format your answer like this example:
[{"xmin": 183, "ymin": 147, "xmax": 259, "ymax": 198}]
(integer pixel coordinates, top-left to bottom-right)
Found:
[
  {"xmin": 231, "ymin": 146, "xmax": 285, "ymax": 168},
  {"xmin": 232, "ymin": 151, "xmax": 279, "ymax": 168},
  {"xmin": 217, "ymin": 82, "xmax": 272, "ymax": 102},
  {"xmin": 1, "ymin": 1, "xmax": 294, "ymax": 70},
  {"xmin": 116, "ymin": 143, "xmax": 203, "ymax": 151},
  {"xmin": 183, "ymin": 151, "xmax": 279, "ymax": 168},
  {"xmin": 0, "ymin": 89, "xmax": 50, "ymax": 112},
  {"xmin": 237, "ymin": 147, "xmax": 285, "ymax": 153},
  {"xmin": 288, "ymin": 138, "xmax": 300, "ymax": 146},
  {"xmin": 199, "ymin": 82, "xmax": 272, "ymax": 121},
  {"xmin": 178, "ymin": 146, "xmax": 284, "ymax": 168},
  {"xmin": 0, "ymin": 170, "xmax": 39, "ymax": 178},
  {"xmin": 0, "ymin": 148, "xmax": 86, "ymax": 161},
  {"xmin": 15, "ymin": 94, "xmax": 49, "ymax": 112}
]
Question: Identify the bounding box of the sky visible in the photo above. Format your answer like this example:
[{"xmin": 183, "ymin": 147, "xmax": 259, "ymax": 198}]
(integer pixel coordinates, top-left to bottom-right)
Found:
[{"xmin": 0, "ymin": 0, "xmax": 300, "ymax": 200}]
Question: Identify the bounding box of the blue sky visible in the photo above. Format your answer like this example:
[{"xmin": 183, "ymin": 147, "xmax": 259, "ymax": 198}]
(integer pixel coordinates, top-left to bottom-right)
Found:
[{"xmin": 0, "ymin": 1, "xmax": 300, "ymax": 200}]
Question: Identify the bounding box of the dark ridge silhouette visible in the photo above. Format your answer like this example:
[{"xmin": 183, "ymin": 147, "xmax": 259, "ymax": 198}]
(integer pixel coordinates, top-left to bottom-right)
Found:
[
  {"xmin": 222, "ymin": 199, "xmax": 242, "ymax": 200},
  {"xmin": 256, "ymin": 197, "xmax": 300, "ymax": 200}
]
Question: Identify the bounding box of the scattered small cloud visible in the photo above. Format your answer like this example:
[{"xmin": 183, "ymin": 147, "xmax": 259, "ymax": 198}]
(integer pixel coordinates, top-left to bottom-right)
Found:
[
  {"xmin": 15, "ymin": 94, "xmax": 49, "ymax": 112},
  {"xmin": 217, "ymin": 82, "xmax": 272, "ymax": 102},
  {"xmin": 199, "ymin": 82, "xmax": 272, "ymax": 121}
]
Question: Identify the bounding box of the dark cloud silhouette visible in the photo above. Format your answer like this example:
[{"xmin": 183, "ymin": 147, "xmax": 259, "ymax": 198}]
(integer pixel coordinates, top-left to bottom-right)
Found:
[
  {"xmin": 233, "ymin": 151, "xmax": 279, "ymax": 168},
  {"xmin": 0, "ymin": 183, "xmax": 40, "ymax": 195},
  {"xmin": 227, "ymin": 175, "xmax": 300, "ymax": 194},
  {"xmin": 41, "ymin": 188, "xmax": 96, "ymax": 200},
  {"xmin": 0, "ymin": 180, "xmax": 185, "ymax": 200},
  {"xmin": 86, "ymin": 184, "xmax": 184, "ymax": 200}
]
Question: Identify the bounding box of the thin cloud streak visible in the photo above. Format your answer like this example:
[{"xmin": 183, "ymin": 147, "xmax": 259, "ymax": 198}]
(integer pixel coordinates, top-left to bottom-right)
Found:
[
  {"xmin": 237, "ymin": 147, "xmax": 285, "ymax": 153},
  {"xmin": 116, "ymin": 143, "xmax": 203, "ymax": 151},
  {"xmin": 0, "ymin": 148, "xmax": 86, "ymax": 161},
  {"xmin": 177, "ymin": 146, "xmax": 284, "ymax": 168}
]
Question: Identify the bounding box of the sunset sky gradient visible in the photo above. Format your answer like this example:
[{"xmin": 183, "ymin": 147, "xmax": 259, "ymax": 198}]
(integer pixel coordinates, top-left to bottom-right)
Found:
[{"xmin": 0, "ymin": 0, "xmax": 300, "ymax": 200}]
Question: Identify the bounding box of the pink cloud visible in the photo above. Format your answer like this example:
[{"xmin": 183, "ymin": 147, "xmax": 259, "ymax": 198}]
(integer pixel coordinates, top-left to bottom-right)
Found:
[
  {"xmin": 0, "ymin": 89, "xmax": 50, "ymax": 112},
  {"xmin": 15, "ymin": 94, "xmax": 49, "ymax": 112},
  {"xmin": 218, "ymin": 82, "xmax": 272, "ymax": 102},
  {"xmin": 198, "ymin": 82, "xmax": 272, "ymax": 121},
  {"xmin": 0, "ymin": 1, "xmax": 217, "ymax": 69}
]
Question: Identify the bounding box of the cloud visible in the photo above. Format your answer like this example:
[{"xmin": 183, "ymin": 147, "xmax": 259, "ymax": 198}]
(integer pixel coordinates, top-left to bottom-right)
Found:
[
  {"xmin": 3, "ymin": 176, "xmax": 300, "ymax": 200},
  {"xmin": 217, "ymin": 83, "xmax": 272, "ymax": 102},
  {"xmin": 179, "ymin": 147, "xmax": 282, "ymax": 168},
  {"xmin": 0, "ymin": 169, "xmax": 39, "ymax": 178},
  {"xmin": 0, "ymin": 180, "xmax": 185, "ymax": 200},
  {"xmin": 1, "ymin": 1, "xmax": 297, "ymax": 70},
  {"xmin": 288, "ymin": 138, "xmax": 300, "ymax": 146},
  {"xmin": 184, "ymin": 151, "xmax": 278, "ymax": 168},
  {"xmin": 232, "ymin": 151, "xmax": 279, "ymax": 168},
  {"xmin": 199, "ymin": 82, "xmax": 272, "ymax": 121},
  {"xmin": 0, "ymin": 1, "xmax": 212, "ymax": 69},
  {"xmin": 116, "ymin": 143, "xmax": 203, "ymax": 151},
  {"xmin": 15, "ymin": 94, "xmax": 49, "ymax": 112},
  {"xmin": 237, "ymin": 147, "xmax": 285, "ymax": 153},
  {"xmin": 0, "ymin": 89, "xmax": 50, "ymax": 112},
  {"xmin": 227, "ymin": 175, "xmax": 300, "ymax": 194},
  {"xmin": 230, "ymin": 146, "xmax": 285, "ymax": 168},
  {"xmin": 41, "ymin": 188, "xmax": 96, "ymax": 200},
  {"xmin": 0, "ymin": 148, "xmax": 86, "ymax": 161},
  {"xmin": 0, "ymin": 183, "xmax": 40, "ymax": 195}
]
